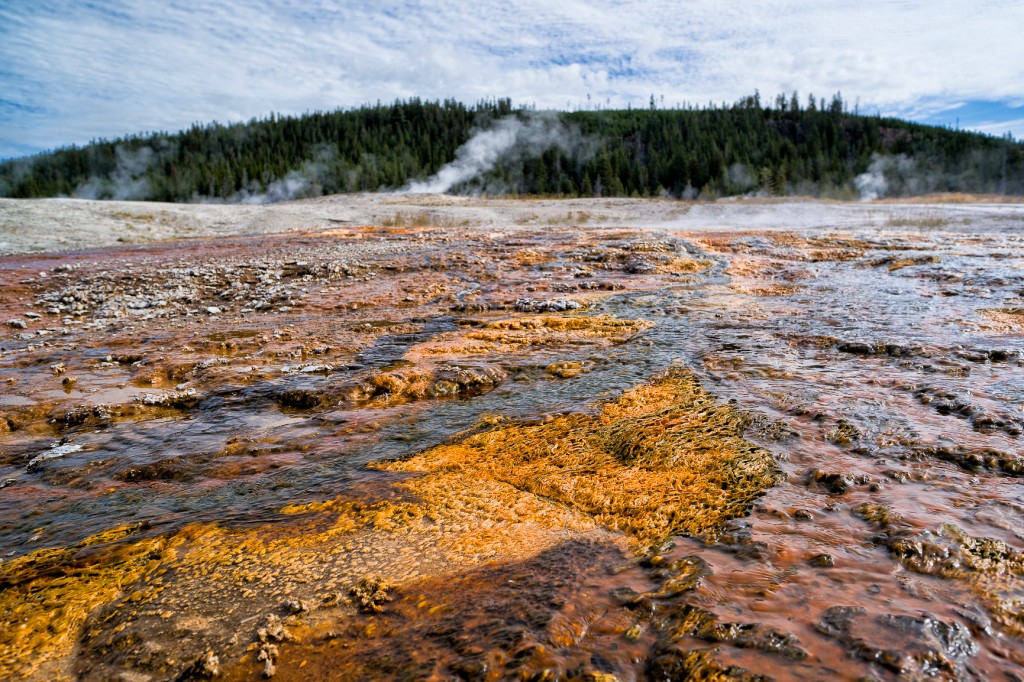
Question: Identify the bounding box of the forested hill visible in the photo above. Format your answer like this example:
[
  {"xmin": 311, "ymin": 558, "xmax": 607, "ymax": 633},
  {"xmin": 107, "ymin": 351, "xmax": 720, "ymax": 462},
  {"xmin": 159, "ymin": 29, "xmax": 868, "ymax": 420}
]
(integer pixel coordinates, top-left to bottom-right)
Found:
[{"xmin": 2, "ymin": 95, "xmax": 1022, "ymax": 202}]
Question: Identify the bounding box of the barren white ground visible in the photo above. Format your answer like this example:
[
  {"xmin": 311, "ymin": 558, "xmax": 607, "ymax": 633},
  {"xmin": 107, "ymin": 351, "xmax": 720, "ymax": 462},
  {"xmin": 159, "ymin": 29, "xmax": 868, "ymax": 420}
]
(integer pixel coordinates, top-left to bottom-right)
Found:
[{"xmin": 2, "ymin": 194, "xmax": 1023, "ymax": 255}]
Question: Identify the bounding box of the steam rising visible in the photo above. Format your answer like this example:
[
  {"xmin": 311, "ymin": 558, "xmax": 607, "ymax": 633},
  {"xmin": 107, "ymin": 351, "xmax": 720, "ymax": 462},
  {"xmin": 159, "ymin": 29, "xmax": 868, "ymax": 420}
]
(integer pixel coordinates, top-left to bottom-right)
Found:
[
  {"xmin": 728, "ymin": 163, "xmax": 756, "ymax": 191},
  {"xmin": 855, "ymin": 153, "xmax": 916, "ymax": 201},
  {"xmin": 226, "ymin": 145, "xmax": 338, "ymax": 204},
  {"xmin": 75, "ymin": 144, "xmax": 163, "ymax": 200},
  {"xmin": 402, "ymin": 114, "xmax": 593, "ymax": 194}
]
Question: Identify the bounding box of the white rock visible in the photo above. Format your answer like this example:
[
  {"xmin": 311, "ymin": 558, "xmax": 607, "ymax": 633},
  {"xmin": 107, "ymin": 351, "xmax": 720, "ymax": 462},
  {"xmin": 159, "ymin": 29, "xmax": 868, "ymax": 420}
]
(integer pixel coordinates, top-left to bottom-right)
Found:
[{"xmin": 28, "ymin": 443, "xmax": 84, "ymax": 469}]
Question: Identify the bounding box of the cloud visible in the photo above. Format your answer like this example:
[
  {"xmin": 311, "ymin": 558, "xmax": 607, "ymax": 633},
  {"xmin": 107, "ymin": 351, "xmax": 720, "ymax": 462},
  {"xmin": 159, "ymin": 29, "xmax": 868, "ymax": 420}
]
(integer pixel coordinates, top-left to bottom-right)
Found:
[
  {"xmin": 970, "ymin": 118, "xmax": 1024, "ymax": 139},
  {"xmin": 2, "ymin": 1, "xmax": 1024, "ymax": 158}
]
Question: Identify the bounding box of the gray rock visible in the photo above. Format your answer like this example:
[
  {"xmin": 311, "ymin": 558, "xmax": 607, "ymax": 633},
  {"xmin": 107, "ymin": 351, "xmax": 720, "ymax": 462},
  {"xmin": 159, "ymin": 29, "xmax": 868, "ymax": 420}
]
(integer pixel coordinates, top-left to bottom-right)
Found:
[{"xmin": 514, "ymin": 298, "xmax": 581, "ymax": 313}]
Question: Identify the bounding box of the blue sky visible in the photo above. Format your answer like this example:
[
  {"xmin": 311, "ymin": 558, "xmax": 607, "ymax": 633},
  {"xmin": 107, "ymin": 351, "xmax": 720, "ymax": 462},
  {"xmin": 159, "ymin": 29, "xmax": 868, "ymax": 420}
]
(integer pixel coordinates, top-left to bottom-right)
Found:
[{"xmin": 2, "ymin": 0, "xmax": 1023, "ymax": 159}]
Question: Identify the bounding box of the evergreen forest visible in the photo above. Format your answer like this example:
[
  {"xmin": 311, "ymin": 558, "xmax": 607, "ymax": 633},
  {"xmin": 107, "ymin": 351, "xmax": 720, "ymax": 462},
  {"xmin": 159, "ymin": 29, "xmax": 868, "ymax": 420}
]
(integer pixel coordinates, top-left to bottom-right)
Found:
[{"xmin": 2, "ymin": 95, "xmax": 1021, "ymax": 202}]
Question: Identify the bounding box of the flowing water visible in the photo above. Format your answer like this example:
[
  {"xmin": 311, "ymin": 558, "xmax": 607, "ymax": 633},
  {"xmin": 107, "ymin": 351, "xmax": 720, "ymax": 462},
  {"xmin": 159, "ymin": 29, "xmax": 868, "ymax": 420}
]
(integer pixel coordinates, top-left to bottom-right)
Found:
[{"xmin": 1, "ymin": 210, "xmax": 1023, "ymax": 680}]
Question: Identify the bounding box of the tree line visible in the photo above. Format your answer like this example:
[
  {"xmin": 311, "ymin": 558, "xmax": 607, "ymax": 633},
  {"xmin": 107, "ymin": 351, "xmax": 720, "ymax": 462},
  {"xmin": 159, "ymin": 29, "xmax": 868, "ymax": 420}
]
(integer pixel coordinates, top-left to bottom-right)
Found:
[{"xmin": 1, "ymin": 94, "xmax": 1021, "ymax": 201}]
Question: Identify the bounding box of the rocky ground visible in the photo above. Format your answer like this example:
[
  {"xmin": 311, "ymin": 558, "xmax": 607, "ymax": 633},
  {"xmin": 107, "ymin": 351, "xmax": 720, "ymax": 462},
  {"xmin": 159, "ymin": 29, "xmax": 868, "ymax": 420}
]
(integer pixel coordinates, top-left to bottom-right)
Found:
[{"xmin": 1, "ymin": 195, "xmax": 1023, "ymax": 681}]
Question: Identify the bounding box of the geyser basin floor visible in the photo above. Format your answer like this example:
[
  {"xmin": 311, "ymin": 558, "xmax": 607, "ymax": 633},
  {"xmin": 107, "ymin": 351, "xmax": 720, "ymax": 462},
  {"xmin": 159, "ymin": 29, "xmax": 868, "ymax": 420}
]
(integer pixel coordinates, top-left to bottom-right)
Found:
[{"xmin": 0, "ymin": 200, "xmax": 1023, "ymax": 680}]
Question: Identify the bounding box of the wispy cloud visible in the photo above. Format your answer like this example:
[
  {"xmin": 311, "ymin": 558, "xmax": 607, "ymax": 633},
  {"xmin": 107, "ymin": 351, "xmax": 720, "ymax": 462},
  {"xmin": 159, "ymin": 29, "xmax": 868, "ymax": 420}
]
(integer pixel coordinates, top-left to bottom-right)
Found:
[
  {"xmin": 970, "ymin": 118, "xmax": 1024, "ymax": 138},
  {"xmin": 2, "ymin": 1, "xmax": 1023, "ymax": 158}
]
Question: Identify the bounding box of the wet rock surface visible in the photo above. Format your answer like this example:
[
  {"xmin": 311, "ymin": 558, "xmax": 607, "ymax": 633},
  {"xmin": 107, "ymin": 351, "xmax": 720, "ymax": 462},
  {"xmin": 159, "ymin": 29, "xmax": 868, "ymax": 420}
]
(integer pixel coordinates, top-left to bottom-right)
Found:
[{"xmin": 2, "ymin": 200, "xmax": 1024, "ymax": 680}]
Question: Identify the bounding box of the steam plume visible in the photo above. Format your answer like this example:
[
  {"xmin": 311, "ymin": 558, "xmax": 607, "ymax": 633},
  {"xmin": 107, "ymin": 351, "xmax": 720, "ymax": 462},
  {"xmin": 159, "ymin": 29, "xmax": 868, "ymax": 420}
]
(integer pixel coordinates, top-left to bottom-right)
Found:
[
  {"xmin": 75, "ymin": 144, "xmax": 162, "ymax": 200},
  {"xmin": 401, "ymin": 114, "xmax": 592, "ymax": 194},
  {"xmin": 854, "ymin": 153, "xmax": 916, "ymax": 201},
  {"xmin": 216, "ymin": 144, "xmax": 338, "ymax": 204}
]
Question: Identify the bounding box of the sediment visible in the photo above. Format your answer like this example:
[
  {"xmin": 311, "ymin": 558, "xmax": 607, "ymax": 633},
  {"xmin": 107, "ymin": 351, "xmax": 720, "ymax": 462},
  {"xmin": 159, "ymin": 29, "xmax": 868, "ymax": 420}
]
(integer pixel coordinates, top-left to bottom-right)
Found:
[{"xmin": 2, "ymin": 197, "xmax": 1024, "ymax": 680}]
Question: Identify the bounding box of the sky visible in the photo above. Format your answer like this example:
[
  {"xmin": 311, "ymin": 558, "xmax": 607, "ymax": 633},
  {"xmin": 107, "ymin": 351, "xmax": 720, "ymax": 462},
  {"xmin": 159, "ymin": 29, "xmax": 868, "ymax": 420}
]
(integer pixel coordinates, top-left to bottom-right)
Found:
[{"xmin": 2, "ymin": 0, "xmax": 1023, "ymax": 160}]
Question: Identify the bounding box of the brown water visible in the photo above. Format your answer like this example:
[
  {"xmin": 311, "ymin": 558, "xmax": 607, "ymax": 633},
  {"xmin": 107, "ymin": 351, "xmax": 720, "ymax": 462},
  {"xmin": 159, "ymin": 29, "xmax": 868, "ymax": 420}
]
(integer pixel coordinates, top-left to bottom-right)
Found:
[{"xmin": 1, "ymin": 219, "xmax": 1023, "ymax": 680}]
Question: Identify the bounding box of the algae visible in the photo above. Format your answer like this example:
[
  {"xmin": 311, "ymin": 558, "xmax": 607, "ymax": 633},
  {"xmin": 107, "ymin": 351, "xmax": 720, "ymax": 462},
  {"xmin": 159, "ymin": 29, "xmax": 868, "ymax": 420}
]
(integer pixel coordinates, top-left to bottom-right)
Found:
[
  {"xmin": 383, "ymin": 367, "xmax": 780, "ymax": 547},
  {"xmin": 408, "ymin": 314, "xmax": 652, "ymax": 358},
  {"xmin": 0, "ymin": 524, "xmax": 176, "ymax": 678},
  {"xmin": 1, "ymin": 368, "xmax": 779, "ymax": 678}
]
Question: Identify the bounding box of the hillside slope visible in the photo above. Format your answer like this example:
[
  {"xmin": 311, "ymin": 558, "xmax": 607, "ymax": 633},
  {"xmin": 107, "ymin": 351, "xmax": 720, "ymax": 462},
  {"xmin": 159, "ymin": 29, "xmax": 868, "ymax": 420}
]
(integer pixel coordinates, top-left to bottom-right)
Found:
[{"xmin": 2, "ymin": 96, "xmax": 1021, "ymax": 202}]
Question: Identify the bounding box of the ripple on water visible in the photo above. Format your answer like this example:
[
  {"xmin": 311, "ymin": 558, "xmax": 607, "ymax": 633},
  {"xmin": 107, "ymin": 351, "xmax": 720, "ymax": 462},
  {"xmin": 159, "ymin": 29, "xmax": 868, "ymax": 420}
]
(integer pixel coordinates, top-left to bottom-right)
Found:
[{"xmin": 2, "ymin": 223, "xmax": 1024, "ymax": 678}]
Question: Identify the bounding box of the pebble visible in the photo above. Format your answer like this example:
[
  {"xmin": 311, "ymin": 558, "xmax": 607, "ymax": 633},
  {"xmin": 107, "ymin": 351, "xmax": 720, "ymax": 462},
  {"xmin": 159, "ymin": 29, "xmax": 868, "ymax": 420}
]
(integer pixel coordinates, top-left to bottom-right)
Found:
[
  {"xmin": 283, "ymin": 598, "xmax": 311, "ymax": 614},
  {"xmin": 808, "ymin": 553, "xmax": 835, "ymax": 568}
]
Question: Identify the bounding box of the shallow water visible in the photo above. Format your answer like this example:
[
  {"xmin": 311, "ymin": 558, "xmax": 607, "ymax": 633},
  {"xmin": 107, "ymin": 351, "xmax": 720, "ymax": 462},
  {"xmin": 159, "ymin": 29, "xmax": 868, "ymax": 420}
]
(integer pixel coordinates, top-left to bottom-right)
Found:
[
  {"xmin": 630, "ymin": 226, "xmax": 1024, "ymax": 678},
  {"xmin": 1, "ymin": 216, "xmax": 1023, "ymax": 679}
]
